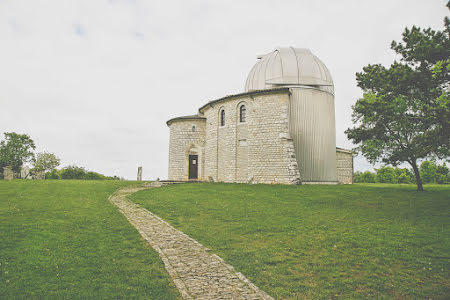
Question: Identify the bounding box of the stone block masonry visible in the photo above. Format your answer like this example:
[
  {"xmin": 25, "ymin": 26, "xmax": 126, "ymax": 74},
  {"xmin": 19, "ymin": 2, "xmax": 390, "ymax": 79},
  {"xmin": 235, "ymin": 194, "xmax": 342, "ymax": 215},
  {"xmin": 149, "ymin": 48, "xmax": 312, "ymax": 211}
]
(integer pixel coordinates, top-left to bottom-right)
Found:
[
  {"xmin": 200, "ymin": 89, "xmax": 300, "ymax": 184},
  {"xmin": 167, "ymin": 117, "xmax": 206, "ymax": 181},
  {"xmin": 336, "ymin": 149, "xmax": 353, "ymax": 184}
]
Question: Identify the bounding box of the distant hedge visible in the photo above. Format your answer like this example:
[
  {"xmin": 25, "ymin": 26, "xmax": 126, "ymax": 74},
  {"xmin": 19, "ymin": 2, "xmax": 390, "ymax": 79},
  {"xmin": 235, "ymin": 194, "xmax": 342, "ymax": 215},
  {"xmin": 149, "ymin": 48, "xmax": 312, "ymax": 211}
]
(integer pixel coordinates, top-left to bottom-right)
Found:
[
  {"xmin": 355, "ymin": 161, "xmax": 449, "ymax": 184},
  {"xmin": 45, "ymin": 165, "xmax": 122, "ymax": 180}
]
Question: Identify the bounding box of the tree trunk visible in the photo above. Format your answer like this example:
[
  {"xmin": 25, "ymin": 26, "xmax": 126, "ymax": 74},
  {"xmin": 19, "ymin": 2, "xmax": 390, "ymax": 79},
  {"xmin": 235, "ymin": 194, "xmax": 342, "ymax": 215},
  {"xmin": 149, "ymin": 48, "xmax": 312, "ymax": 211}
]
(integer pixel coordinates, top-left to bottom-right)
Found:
[{"xmin": 409, "ymin": 160, "xmax": 423, "ymax": 191}]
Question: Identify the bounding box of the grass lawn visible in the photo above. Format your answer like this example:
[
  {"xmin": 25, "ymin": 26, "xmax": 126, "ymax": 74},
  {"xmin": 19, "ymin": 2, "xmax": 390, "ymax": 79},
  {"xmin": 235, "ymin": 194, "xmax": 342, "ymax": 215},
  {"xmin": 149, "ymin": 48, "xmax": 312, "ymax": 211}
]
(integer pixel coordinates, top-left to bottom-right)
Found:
[
  {"xmin": 131, "ymin": 183, "xmax": 450, "ymax": 299},
  {"xmin": 0, "ymin": 180, "xmax": 180, "ymax": 299}
]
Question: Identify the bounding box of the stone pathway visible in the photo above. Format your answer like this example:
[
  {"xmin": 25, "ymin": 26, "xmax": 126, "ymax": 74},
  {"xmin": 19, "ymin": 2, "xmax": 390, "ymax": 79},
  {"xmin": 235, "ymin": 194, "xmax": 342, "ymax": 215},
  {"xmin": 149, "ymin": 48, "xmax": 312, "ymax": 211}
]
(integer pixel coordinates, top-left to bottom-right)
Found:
[{"xmin": 109, "ymin": 182, "xmax": 273, "ymax": 300}]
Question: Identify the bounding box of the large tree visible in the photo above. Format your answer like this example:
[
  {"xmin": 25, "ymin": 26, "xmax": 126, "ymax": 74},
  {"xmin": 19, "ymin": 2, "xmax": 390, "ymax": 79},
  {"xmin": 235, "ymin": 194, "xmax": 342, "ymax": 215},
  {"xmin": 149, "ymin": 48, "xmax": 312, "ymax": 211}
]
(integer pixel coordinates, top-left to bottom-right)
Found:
[
  {"xmin": 346, "ymin": 15, "xmax": 450, "ymax": 191},
  {"xmin": 0, "ymin": 132, "xmax": 36, "ymax": 174}
]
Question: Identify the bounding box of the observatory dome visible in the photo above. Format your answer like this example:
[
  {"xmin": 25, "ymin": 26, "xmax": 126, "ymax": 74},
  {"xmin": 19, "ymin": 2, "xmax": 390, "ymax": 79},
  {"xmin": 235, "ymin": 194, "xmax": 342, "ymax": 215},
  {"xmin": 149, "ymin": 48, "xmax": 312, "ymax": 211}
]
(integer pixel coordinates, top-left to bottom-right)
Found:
[{"xmin": 245, "ymin": 47, "xmax": 334, "ymax": 94}]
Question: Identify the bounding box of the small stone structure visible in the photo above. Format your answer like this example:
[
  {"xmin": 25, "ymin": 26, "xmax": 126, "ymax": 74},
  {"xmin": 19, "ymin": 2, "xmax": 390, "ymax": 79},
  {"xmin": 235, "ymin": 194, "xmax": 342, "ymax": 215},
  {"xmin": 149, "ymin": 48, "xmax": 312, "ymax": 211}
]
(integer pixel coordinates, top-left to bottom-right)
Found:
[
  {"xmin": 3, "ymin": 166, "xmax": 14, "ymax": 181},
  {"xmin": 336, "ymin": 148, "xmax": 353, "ymax": 184},
  {"xmin": 20, "ymin": 166, "xmax": 31, "ymax": 179},
  {"xmin": 137, "ymin": 166, "xmax": 142, "ymax": 181},
  {"xmin": 31, "ymin": 170, "xmax": 45, "ymax": 180}
]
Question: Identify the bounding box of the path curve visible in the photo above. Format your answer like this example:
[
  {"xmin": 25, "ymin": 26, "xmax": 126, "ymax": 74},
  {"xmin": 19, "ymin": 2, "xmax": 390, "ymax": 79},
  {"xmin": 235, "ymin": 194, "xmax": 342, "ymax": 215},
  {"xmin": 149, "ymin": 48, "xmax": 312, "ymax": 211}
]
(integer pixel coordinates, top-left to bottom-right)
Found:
[{"xmin": 109, "ymin": 182, "xmax": 273, "ymax": 300}]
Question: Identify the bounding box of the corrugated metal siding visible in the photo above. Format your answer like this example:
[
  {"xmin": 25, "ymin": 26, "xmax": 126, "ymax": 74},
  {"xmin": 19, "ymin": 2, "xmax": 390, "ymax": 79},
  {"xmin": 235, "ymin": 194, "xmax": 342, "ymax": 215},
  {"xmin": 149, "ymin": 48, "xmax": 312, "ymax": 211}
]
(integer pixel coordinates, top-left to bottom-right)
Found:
[{"xmin": 289, "ymin": 88, "xmax": 337, "ymax": 182}]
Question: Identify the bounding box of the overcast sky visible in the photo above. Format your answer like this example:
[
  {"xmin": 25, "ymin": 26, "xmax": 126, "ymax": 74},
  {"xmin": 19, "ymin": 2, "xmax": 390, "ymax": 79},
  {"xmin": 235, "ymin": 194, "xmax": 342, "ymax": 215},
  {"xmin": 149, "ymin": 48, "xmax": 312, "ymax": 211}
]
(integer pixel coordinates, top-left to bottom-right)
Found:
[{"xmin": 0, "ymin": 0, "xmax": 448, "ymax": 180}]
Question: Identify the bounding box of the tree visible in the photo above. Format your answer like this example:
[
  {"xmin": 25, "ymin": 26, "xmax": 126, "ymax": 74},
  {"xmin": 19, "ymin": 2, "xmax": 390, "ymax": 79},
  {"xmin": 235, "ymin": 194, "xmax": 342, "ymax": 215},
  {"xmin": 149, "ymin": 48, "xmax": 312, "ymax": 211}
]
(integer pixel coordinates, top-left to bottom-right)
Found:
[
  {"xmin": 83, "ymin": 171, "xmax": 105, "ymax": 180},
  {"xmin": 420, "ymin": 160, "xmax": 437, "ymax": 184},
  {"xmin": 435, "ymin": 162, "xmax": 449, "ymax": 184},
  {"xmin": 45, "ymin": 169, "xmax": 60, "ymax": 179},
  {"xmin": 375, "ymin": 166, "xmax": 396, "ymax": 183},
  {"xmin": 60, "ymin": 165, "xmax": 86, "ymax": 179},
  {"xmin": 346, "ymin": 15, "xmax": 450, "ymax": 191},
  {"xmin": 360, "ymin": 171, "xmax": 376, "ymax": 183},
  {"xmin": 0, "ymin": 132, "xmax": 36, "ymax": 175},
  {"xmin": 33, "ymin": 152, "xmax": 60, "ymax": 173}
]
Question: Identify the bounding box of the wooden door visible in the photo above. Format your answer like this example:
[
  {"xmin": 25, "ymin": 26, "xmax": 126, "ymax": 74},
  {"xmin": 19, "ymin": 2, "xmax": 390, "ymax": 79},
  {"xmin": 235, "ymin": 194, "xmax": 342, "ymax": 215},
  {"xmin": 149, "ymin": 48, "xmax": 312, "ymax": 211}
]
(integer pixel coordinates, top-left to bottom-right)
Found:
[{"xmin": 188, "ymin": 155, "xmax": 198, "ymax": 179}]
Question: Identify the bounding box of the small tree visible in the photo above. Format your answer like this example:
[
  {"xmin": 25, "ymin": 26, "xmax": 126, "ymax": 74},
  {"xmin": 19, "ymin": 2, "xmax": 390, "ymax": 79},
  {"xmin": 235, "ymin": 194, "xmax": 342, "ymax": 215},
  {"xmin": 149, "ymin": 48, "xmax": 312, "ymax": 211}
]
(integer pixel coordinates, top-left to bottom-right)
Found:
[
  {"xmin": 0, "ymin": 132, "xmax": 36, "ymax": 175},
  {"xmin": 60, "ymin": 165, "xmax": 86, "ymax": 179},
  {"xmin": 375, "ymin": 166, "xmax": 396, "ymax": 183},
  {"xmin": 420, "ymin": 160, "xmax": 437, "ymax": 184},
  {"xmin": 83, "ymin": 171, "xmax": 105, "ymax": 180},
  {"xmin": 435, "ymin": 162, "xmax": 449, "ymax": 184},
  {"xmin": 33, "ymin": 152, "xmax": 60, "ymax": 173},
  {"xmin": 346, "ymin": 15, "xmax": 450, "ymax": 191},
  {"xmin": 360, "ymin": 171, "xmax": 376, "ymax": 183},
  {"xmin": 45, "ymin": 169, "xmax": 60, "ymax": 179}
]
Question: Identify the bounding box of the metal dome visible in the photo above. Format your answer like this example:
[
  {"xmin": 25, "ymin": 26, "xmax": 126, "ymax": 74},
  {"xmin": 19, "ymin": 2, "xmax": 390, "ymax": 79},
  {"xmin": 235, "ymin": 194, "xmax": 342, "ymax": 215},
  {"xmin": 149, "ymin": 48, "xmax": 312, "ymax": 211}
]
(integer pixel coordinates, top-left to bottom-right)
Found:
[{"xmin": 245, "ymin": 47, "xmax": 334, "ymax": 94}]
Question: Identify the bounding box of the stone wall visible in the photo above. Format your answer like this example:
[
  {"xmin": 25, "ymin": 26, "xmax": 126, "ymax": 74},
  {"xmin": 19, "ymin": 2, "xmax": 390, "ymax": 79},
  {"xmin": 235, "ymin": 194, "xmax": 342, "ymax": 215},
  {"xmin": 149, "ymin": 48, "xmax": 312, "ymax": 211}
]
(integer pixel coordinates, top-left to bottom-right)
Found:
[
  {"xmin": 201, "ymin": 89, "xmax": 300, "ymax": 184},
  {"xmin": 336, "ymin": 149, "xmax": 353, "ymax": 184},
  {"xmin": 168, "ymin": 118, "xmax": 206, "ymax": 181}
]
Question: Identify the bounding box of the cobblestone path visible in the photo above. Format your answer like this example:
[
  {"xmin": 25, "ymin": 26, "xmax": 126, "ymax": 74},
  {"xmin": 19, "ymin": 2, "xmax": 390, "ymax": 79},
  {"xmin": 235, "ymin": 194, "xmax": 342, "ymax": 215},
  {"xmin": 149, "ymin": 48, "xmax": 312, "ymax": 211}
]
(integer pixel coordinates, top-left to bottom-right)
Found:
[{"xmin": 109, "ymin": 182, "xmax": 273, "ymax": 300}]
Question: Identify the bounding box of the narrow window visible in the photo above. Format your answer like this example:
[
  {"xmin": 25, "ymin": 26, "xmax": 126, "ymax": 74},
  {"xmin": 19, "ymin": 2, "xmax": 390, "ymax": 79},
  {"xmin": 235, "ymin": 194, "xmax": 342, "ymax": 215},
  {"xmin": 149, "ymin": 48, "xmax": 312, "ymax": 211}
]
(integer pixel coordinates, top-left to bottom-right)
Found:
[
  {"xmin": 220, "ymin": 109, "xmax": 225, "ymax": 126},
  {"xmin": 239, "ymin": 105, "xmax": 246, "ymax": 123},
  {"xmin": 192, "ymin": 125, "xmax": 196, "ymax": 132}
]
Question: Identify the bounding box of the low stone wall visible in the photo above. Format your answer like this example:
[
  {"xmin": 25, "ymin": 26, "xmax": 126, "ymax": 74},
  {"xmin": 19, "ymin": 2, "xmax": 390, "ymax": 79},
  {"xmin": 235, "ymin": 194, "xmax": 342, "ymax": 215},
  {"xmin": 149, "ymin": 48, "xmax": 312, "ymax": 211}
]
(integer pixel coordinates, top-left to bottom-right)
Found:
[{"xmin": 336, "ymin": 149, "xmax": 353, "ymax": 184}]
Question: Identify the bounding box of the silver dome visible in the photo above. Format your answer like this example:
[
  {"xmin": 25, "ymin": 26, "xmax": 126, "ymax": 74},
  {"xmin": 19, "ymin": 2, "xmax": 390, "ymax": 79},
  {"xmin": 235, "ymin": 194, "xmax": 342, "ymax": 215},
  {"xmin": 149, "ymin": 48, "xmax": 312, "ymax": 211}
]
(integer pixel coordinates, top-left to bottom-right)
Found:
[{"xmin": 245, "ymin": 47, "xmax": 334, "ymax": 94}]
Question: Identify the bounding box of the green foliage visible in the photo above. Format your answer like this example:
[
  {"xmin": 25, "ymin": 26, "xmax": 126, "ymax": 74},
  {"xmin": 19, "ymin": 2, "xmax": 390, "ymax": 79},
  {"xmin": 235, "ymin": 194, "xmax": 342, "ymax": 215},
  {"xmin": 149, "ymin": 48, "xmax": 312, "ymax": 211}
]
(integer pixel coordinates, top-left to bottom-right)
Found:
[
  {"xmin": 33, "ymin": 152, "xmax": 60, "ymax": 172},
  {"xmin": 355, "ymin": 161, "xmax": 448, "ymax": 184},
  {"xmin": 436, "ymin": 163, "xmax": 450, "ymax": 184},
  {"xmin": 346, "ymin": 15, "xmax": 450, "ymax": 191},
  {"xmin": 0, "ymin": 132, "xmax": 36, "ymax": 174},
  {"xmin": 354, "ymin": 171, "xmax": 376, "ymax": 183},
  {"xmin": 420, "ymin": 160, "xmax": 450, "ymax": 184},
  {"xmin": 45, "ymin": 169, "xmax": 60, "ymax": 179},
  {"xmin": 0, "ymin": 180, "xmax": 180, "ymax": 299},
  {"xmin": 59, "ymin": 165, "xmax": 86, "ymax": 179},
  {"xmin": 420, "ymin": 160, "xmax": 438, "ymax": 184},
  {"xmin": 48, "ymin": 165, "xmax": 120, "ymax": 180},
  {"xmin": 132, "ymin": 183, "xmax": 450, "ymax": 299},
  {"xmin": 375, "ymin": 166, "xmax": 396, "ymax": 183},
  {"xmin": 83, "ymin": 171, "xmax": 106, "ymax": 180}
]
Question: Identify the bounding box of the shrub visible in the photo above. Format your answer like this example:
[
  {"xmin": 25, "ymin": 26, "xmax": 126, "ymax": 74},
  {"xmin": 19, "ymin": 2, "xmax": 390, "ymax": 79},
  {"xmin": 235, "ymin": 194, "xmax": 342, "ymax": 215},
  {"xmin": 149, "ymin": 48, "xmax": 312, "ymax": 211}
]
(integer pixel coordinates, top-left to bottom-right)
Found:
[
  {"xmin": 84, "ymin": 172, "xmax": 105, "ymax": 180},
  {"xmin": 45, "ymin": 169, "xmax": 60, "ymax": 179},
  {"xmin": 435, "ymin": 163, "xmax": 449, "ymax": 184},
  {"xmin": 375, "ymin": 166, "xmax": 396, "ymax": 183},
  {"xmin": 359, "ymin": 171, "xmax": 376, "ymax": 183},
  {"xmin": 420, "ymin": 161, "xmax": 437, "ymax": 184},
  {"xmin": 60, "ymin": 165, "xmax": 86, "ymax": 179}
]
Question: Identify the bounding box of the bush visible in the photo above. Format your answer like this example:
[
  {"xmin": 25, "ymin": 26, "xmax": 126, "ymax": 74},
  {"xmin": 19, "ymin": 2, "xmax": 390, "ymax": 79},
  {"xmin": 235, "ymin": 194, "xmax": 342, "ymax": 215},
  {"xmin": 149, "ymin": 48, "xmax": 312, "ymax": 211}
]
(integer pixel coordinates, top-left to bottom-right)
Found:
[
  {"xmin": 354, "ymin": 171, "xmax": 376, "ymax": 183},
  {"xmin": 420, "ymin": 161, "xmax": 437, "ymax": 184},
  {"xmin": 45, "ymin": 169, "xmax": 60, "ymax": 179},
  {"xmin": 375, "ymin": 166, "xmax": 396, "ymax": 183},
  {"xmin": 394, "ymin": 168, "xmax": 413, "ymax": 184},
  {"xmin": 84, "ymin": 171, "xmax": 105, "ymax": 180},
  {"xmin": 60, "ymin": 165, "xmax": 86, "ymax": 179}
]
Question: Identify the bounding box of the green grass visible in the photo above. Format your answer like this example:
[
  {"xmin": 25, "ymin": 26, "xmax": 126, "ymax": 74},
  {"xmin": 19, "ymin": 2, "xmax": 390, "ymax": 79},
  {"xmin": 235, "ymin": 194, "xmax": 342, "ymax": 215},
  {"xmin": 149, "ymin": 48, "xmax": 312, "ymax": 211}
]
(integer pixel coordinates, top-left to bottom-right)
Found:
[
  {"xmin": 131, "ymin": 183, "xmax": 450, "ymax": 299},
  {"xmin": 0, "ymin": 180, "xmax": 180, "ymax": 299}
]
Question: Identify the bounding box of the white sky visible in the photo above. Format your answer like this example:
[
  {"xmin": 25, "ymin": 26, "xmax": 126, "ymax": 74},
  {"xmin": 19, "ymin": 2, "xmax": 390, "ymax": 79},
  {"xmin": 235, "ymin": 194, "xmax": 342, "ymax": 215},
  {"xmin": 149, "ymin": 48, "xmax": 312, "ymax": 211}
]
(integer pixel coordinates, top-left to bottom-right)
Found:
[{"xmin": 0, "ymin": 0, "xmax": 448, "ymax": 180}]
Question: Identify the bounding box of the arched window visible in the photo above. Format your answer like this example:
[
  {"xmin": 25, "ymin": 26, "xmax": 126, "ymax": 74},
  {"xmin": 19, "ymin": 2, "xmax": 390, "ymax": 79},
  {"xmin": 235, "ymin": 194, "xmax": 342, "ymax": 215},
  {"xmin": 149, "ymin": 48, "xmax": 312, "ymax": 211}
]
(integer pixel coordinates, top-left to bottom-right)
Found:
[
  {"xmin": 220, "ymin": 109, "xmax": 225, "ymax": 126},
  {"xmin": 192, "ymin": 125, "xmax": 196, "ymax": 132},
  {"xmin": 239, "ymin": 105, "xmax": 246, "ymax": 123}
]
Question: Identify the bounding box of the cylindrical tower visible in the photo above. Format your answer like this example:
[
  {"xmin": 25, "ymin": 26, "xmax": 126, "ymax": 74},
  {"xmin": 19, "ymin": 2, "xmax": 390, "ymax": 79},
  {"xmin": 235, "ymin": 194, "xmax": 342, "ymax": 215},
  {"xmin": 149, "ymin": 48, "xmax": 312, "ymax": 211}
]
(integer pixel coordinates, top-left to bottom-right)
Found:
[
  {"xmin": 166, "ymin": 115, "xmax": 206, "ymax": 181},
  {"xmin": 245, "ymin": 47, "xmax": 337, "ymax": 182}
]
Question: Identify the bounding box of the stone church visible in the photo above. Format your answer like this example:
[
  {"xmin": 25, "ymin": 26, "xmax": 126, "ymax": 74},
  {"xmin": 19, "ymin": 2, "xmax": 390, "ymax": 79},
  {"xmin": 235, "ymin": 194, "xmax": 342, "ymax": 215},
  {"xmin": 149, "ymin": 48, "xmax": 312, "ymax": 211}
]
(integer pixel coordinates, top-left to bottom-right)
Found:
[{"xmin": 167, "ymin": 47, "xmax": 353, "ymax": 184}]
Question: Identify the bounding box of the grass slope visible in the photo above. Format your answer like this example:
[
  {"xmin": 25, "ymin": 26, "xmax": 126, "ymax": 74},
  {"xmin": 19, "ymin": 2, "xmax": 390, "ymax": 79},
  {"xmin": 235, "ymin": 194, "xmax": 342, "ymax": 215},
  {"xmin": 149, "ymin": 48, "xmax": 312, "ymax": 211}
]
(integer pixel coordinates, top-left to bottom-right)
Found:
[
  {"xmin": 132, "ymin": 183, "xmax": 450, "ymax": 299},
  {"xmin": 0, "ymin": 180, "xmax": 180, "ymax": 299}
]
